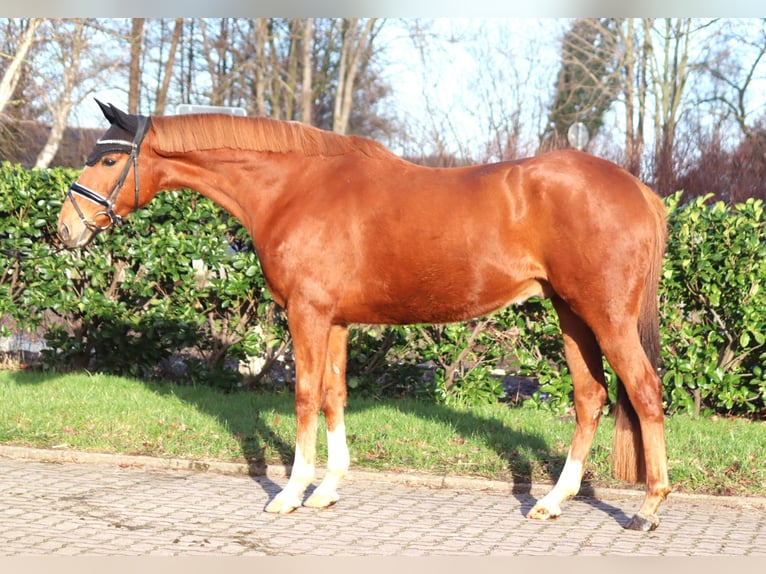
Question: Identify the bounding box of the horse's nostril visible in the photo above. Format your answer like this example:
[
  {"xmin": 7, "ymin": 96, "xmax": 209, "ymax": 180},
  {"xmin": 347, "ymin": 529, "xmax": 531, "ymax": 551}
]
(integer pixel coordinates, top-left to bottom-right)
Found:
[{"xmin": 58, "ymin": 223, "xmax": 70, "ymax": 242}]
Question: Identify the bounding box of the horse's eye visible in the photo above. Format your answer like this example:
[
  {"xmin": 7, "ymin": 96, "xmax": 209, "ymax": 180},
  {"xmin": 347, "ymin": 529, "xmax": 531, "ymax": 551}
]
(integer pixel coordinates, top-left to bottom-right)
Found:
[{"xmin": 101, "ymin": 157, "xmax": 117, "ymax": 167}]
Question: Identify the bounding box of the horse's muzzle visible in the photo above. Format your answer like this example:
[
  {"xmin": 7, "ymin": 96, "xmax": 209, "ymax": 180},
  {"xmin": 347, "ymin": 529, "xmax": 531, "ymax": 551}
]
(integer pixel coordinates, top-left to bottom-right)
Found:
[{"xmin": 57, "ymin": 221, "xmax": 95, "ymax": 249}]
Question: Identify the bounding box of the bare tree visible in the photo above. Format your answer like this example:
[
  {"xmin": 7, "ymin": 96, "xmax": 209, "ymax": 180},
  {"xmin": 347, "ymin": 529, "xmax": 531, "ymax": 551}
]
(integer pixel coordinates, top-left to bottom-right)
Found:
[
  {"xmin": 393, "ymin": 19, "xmax": 555, "ymax": 164},
  {"xmin": 252, "ymin": 19, "xmax": 268, "ymax": 115},
  {"xmin": 35, "ymin": 20, "xmax": 90, "ymax": 168},
  {"xmin": 261, "ymin": 19, "xmax": 295, "ymax": 120},
  {"xmin": 466, "ymin": 20, "xmax": 543, "ymax": 162},
  {"xmin": 645, "ymin": 18, "xmax": 694, "ymax": 194},
  {"xmin": 153, "ymin": 18, "xmax": 184, "ymax": 115},
  {"xmin": 184, "ymin": 18, "xmax": 389, "ymax": 135},
  {"xmin": 198, "ymin": 18, "xmax": 242, "ymax": 106},
  {"xmin": 0, "ymin": 18, "xmax": 41, "ymax": 118},
  {"xmin": 226, "ymin": 19, "xmax": 301, "ymax": 120},
  {"xmin": 639, "ymin": 19, "xmax": 720, "ymax": 194},
  {"xmin": 333, "ymin": 18, "xmax": 378, "ymax": 134},
  {"xmin": 33, "ymin": 19, "xmax": 120, "ymax": 168},
  {"xmin": 393, "ymin": 19, "xmax": 473, "ymax": 164},
  {"xmin": 702, "ymin": 19, "xmax": 766, "ymax": 140},
  {"xmin": 543, "ymin": 19, "xmax": 621, "ymax": 150},
  {"xmin": 619, "ymin": 18, "xmax": 649, "ymax": 176}
]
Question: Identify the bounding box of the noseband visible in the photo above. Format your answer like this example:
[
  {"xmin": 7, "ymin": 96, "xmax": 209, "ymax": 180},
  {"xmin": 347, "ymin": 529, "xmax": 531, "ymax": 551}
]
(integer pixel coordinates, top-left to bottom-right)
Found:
[{"xmin": 67, "ymin": 115, "xmax": 150, "ymax": 232}]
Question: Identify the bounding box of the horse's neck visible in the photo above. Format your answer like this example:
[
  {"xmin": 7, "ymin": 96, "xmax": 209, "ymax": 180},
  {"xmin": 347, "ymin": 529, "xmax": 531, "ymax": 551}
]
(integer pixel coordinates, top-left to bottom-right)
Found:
[{"xmin": 154, "ymin": 149, "xmax": 294, "ymax": 236}]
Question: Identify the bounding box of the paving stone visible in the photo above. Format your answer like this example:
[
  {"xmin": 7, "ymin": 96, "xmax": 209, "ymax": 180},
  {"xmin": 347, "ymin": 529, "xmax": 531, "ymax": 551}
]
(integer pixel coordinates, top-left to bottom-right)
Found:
[{"xmin": 0, "ymin": 456, "xmax": 764, "ymax": 556}]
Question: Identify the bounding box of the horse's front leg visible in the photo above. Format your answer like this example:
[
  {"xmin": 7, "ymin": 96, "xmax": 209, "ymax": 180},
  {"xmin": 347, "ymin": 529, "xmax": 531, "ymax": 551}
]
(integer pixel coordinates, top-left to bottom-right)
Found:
[
  {"xmin": 304, "ymin": 324, "xmax": 350, "ymax": 508},
  {"xmin": 265, "ymin": 307, "xmax": 331, "ymax": 514}
]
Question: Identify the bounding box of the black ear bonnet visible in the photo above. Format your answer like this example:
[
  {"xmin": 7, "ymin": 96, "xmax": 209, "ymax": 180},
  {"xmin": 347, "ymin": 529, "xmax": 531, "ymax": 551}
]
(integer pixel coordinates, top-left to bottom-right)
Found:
[{"xmin": 86, "ymin": 100, "xmax": 151, "ymax": 166}]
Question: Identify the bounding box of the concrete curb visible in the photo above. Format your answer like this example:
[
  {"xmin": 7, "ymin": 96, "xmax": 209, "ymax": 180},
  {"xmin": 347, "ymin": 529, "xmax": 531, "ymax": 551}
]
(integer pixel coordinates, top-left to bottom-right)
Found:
[{"xmin": 2, "ymin": 444, "xmax": 765, "ymax": 509}]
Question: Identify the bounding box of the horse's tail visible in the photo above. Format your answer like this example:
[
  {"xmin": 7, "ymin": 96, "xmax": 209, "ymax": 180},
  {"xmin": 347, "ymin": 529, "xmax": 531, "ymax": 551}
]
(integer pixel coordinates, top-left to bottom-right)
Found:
[{"xmin": 612, "ymin": 186, "xmax": 667, "ymax": 484}]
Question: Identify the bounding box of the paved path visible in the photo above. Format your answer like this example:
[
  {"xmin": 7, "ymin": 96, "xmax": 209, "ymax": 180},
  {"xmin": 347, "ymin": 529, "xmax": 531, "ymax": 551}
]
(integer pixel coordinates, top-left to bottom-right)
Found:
[{"xmin": 0, "ymin": 450, "xmax": 764, "ymax": 556}]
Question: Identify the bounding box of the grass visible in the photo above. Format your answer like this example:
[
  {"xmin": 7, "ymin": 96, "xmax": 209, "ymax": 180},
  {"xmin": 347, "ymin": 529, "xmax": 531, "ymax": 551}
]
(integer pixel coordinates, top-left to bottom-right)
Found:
[{"xmin": 1, "ymin": 369, "xmax": 764, "ymax": 497}]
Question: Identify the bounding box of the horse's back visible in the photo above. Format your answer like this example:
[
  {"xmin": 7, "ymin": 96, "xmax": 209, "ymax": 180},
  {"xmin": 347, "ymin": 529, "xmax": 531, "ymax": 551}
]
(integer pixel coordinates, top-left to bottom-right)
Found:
[{"xmin": 260, "ymin": 149, "xmax": 664, "ymax": 326}]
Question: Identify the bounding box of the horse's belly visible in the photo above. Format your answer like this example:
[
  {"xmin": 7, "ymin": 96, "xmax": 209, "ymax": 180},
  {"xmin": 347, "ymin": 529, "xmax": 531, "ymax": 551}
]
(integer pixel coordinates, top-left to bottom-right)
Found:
[{"xmin": 337, "ymin": 276, "xmax": 547, "ymax": 325}]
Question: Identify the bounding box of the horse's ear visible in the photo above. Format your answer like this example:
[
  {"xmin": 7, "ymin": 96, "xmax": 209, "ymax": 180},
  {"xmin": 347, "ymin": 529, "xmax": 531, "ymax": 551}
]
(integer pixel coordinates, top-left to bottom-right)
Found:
[
  {"xmin": 95, "ymin": 99, "xmax": 117, "ymax": 124},
  {"xmin": 95, "ymin": 99, "xmax": 139, "ymax": 133},
  {"xmin": 111, "ymin": 104, "xmax": 137, "ymax": 132}
]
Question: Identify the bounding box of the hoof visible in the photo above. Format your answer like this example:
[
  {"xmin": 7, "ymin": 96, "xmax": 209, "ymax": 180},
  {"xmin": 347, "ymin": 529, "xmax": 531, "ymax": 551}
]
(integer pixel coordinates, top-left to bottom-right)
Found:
[
  {"xmin": 625, "ymin": 513, "xmax": 659, "ymax": 532},
  {"xmin": 264, "ymin": 494, "xmax": 302, "ymax": 514},
  {"xmin": 304, "ymin": 489, "xmax": 339, "ymax": 509},
  {"xmin": 526, "ymin": 504, "xmax": 560, "ymax": 521}
]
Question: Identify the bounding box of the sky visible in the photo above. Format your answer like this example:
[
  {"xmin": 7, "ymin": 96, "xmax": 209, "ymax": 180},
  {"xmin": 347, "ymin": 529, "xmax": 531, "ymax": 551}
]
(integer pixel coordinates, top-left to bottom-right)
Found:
[{"xmin": 377, "ymin": 19, "xmax": 564, "ymax": 157}]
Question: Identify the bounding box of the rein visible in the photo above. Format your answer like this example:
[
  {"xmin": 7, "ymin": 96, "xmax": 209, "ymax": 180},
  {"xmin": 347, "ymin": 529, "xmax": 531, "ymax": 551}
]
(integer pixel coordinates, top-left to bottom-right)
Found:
[
  {"xmin": 67, "ymin": 115, "xmax": 150, "ymax": 232},
  {"xmin": 0, "ymin": 243, "xmax": 66, "ymax": 262}
]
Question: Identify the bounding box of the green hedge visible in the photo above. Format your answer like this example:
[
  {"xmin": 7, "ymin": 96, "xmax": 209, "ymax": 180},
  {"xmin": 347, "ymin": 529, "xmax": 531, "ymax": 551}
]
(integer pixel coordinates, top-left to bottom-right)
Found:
[
  {"xmin": 0, "ymin": 162, "xmax": 284, "ymax": 390},
  {"xmin": 1, "ymin": 162, "xmax": 764, "ymax": 416},
  {"xmin": 660, "ymin": 193, "xmax": 765, "ymax": 415}
]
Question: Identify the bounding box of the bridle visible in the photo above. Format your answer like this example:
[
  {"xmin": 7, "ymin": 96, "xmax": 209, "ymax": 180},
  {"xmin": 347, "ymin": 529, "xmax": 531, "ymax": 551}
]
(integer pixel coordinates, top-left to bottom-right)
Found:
[{"xmin": 67, "ymin": 115, "xmax": 151, "ymax": 233}]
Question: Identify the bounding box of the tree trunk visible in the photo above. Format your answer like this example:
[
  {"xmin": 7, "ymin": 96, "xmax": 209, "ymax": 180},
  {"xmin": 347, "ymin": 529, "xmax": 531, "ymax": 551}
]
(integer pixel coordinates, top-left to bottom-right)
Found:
[
  {"xmin": 648, "ymin": 18, "xmax": 691, "ymax": 194},
  {"xmin": 35, "ymin": 20, "xmax": 87, "ymax": 168},
  {"xmin": 267, "ymin": 21, "xmax": 284, "ymax": 120},
  {"xmin": 333, "ymin": 18, "xmax": 376, "ymax": 134},
  {"xmin": 282, "ymin": 20, "xmax": 302, "ymax": 120},
  {"xmin": 0, "ymin": 18, "xmax": 41, "ymax": 117},
  {"xmin": 128, "ymin": 18, "xmax": 145, "ymax": 114},
  {"xmin": 35, "ymin": 105, "xmax": 70, "ymax": 168},
  {"xmin": 623, "ymin": 19, "xmax": 638, "ymax": 175},
  {"xmin": 154, "ymin": 18, "xmax": 183, "ymax": 116},
  {"xmin": 181, "ymin": 19, "xmax": 195, "ymax": 104},
  {"xmin": 253, "ymin": 19, "xmax": 268, "ymax": 116},
  {"xmin": 620, "ymin": 18, "xmax": 649, "ymax": 177},
  {"xmin": 301, "ymin": 18, "xmax": 313, "ymax": 124},
  {"xmin": 198, "ymin": 18, "xmax": 231, "ymax": 106},
  {"xmin": 332, "ymin": 20, "xmax": 351, "ymax": 133}
]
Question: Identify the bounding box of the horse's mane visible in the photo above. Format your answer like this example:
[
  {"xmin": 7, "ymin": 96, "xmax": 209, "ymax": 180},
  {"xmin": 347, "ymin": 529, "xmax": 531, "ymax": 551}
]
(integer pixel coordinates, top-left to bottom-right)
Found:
[{"xmin": 151, "ymin": 114, "xmax": 392, "ymax": 159}]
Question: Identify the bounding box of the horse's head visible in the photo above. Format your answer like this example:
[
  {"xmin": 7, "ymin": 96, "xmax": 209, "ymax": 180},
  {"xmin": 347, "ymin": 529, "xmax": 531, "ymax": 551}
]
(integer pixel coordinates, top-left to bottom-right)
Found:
[{"xmin": 57, "ymin": 100, "xmax": 152, "ymax": 248}]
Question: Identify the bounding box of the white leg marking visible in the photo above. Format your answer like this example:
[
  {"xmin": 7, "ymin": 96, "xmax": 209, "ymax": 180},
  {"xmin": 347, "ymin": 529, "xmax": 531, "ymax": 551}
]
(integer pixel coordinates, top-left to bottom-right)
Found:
[
  {"xmin": 290, "ymin": 444, "xmax": 315, "ymax": 483},
  {"xmin": 326, "ymin": 423, "xmax": 350, "ymax": 474},
  {"xmin": 553, "ymin": 450, "xmax": 584, "ymax": 497},
  {"xmin": 528, "ymin": 450, "xmax": 583, "ymax": 520},
  {"xmin": 265, "ymin": 444, "xmax": 314, "ymax": 514},
  {"xmin": 305, "ymin": 423, "xmax": 349, "ymax": 509}
]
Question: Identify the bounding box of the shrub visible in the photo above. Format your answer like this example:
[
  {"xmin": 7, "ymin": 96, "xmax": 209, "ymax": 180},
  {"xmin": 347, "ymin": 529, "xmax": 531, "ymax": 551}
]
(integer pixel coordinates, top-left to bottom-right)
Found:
[
  {"xmin": 0, "ymin": 162, "xmax": 287, "ymax": 390},
  {"xmin": 1, "ymin": 163, "xmax": 763, "ymax": 416},
  {"xmin": 659, "ymin": 192, "xmax": 765, "ymax": 416}
]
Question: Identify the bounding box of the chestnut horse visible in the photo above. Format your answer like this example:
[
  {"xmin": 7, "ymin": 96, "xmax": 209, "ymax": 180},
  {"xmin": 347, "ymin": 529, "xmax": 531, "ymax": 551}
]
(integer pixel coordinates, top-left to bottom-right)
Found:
[{"xmin": 58, "ymin": 102, "xmax": 669, "ymax": 531}]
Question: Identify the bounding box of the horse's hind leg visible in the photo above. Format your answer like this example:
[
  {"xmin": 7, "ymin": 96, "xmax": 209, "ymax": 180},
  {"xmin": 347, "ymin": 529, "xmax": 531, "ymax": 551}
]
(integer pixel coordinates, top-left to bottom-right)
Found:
[
  {"xmin": 304, "ymin": 324, "xmax": 350, "ymax": 508},
  {"xmin": 527, "ymin": 298, "xmax": 608, "ymax": 521},
  {"xmin": 599, "ymin": 333, "xmax": 669, "ymax": 531}
]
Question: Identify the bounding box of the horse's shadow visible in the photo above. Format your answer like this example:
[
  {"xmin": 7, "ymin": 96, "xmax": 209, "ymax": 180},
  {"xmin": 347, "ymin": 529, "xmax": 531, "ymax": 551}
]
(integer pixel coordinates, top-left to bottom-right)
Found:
[
  {"xmin": 578, "ymin": 495, "xmax": 634, "ymax": 527},
  {"xmin": 130, "ymin": 377, "xmax": 550, "ymax": 506},
  {"xmin": 9, "ymin": 366, "xmax": 629, "ymax": 528},
  {"xmin": 145, "ymin": 379, "xmax": 631, "ymax": 527},
  {"xmin": 510, "ymin": 481, "xmax": 632, "ymax": 527}
]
